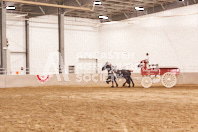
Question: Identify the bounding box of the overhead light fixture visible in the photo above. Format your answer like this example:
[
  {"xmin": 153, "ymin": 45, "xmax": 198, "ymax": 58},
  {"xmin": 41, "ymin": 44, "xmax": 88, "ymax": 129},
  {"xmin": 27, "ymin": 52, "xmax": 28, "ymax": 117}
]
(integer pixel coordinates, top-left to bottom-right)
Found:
[
  {"xmin": 94, "ymin": 1, "xmax": 102, "ymax": 5},
  {"xmin": 6, "ymin": 6, "xmax": 16, "ymax": 10},
  {"xmin": 98, "ymin": 15, "xmax": 108, "ymax": 20},
  {"xmin": 178, "ymin": 0, "xmax": 184, "ymax": 1},
  {"xmin": 135, "ymin": 7, "xmax": 144, "ymax": 11}
]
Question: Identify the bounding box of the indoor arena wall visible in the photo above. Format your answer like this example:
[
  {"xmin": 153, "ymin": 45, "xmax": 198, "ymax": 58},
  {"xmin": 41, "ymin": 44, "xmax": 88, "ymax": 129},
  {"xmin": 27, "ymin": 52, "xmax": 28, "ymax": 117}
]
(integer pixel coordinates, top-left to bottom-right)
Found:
[
  {"xmin": 6, "ymin": 14, "xmax": 26, "ymax": 75},
  {"xmin": 0, "ymin": 73, "xmax": 198, "ymax": 88},
  {"xmin": 6, "ymin": 15, "xmax": 100, "ymax": 75},
  {"xmin": 100, "ymin": 4, "xmax": 198, "ymax": 73}
]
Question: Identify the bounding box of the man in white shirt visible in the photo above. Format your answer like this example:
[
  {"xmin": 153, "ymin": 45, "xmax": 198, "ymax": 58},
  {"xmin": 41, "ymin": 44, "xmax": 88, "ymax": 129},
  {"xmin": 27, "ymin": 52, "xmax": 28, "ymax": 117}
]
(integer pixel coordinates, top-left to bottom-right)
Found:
[
  {"xmin": 145, "ymin": 53, "xmax": 150, "ymax": 68},
  {"xmin": 145, "ymin": 53, "xmax": 149, "ymax": 63}
]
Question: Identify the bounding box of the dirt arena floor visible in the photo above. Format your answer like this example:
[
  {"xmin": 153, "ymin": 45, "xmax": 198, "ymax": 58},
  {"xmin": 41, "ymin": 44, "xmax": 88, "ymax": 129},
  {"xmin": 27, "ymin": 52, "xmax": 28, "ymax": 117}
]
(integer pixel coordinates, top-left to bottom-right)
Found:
[{"xmin": 1, "ymin": 85, "xmax": 198, "ymax": 132}]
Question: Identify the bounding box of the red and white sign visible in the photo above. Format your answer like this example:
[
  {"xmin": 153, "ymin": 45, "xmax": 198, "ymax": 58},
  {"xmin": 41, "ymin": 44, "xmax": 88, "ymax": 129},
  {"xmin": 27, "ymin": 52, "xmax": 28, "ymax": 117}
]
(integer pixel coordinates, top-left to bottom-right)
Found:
[{"xmin": 36, "ymin": 75, "xmax": 50, "ymax": 83}]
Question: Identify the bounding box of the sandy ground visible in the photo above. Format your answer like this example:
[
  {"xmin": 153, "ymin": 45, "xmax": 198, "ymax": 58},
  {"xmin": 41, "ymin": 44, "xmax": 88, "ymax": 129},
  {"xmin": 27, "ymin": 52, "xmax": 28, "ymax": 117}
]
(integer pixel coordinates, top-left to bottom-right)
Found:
[{"xmin": 0, "ymin": 85, "xmax": 198, "ymax": 132}]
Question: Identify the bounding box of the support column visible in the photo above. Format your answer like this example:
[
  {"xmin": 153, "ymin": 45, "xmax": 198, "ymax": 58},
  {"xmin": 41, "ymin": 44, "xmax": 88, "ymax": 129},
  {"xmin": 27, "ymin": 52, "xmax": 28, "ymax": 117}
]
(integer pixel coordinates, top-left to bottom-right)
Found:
[
  {"xmin": 58, "ymin": 8, "xmax": 65, "ymax": 74},
  {"xmin": 0, "ymin": 2, "xmax": 9, "ymax": 74},
  {"xmin": 25, "ymin": 19, "xmax": 30, "ymax": 74}
]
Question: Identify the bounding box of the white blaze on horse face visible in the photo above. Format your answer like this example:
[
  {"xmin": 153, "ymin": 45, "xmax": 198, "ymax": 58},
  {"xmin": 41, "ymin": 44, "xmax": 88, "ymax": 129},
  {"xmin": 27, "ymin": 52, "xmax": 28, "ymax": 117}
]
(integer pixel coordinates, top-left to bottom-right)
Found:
[{"xmin": 112, "ymin": 66, "xmax": 117, "ymax": 72}]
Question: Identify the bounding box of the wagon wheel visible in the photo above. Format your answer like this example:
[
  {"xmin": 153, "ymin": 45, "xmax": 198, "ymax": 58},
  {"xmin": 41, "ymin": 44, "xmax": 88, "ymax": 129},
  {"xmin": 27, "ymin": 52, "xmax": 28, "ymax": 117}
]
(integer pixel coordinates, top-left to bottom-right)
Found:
[
  {"xmin": 141, "ymin": 77, "xmax": 152, "ymax": 88},
  {"xmin": 161, "ymin": 72, "xmax": 177, "ymax": 88}
]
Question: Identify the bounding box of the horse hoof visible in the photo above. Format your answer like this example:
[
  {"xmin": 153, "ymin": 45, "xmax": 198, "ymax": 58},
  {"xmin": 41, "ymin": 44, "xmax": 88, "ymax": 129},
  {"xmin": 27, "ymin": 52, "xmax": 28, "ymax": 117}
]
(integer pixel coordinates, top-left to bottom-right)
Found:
[
  {"xmin": 116, "ymin": 85, "xmax": 118, "ymax": 87},
  {"xmin": 111, "ymin": 86, "xmax": 114, "ymax": 88},
  {"xmin": 106, "ymin": 81, "xmax": 109, "ymax": 84}
]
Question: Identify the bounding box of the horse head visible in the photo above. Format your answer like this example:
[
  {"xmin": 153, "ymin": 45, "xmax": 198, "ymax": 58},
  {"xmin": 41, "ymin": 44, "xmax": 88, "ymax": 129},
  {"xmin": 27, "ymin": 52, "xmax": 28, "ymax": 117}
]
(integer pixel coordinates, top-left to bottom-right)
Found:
[{"xmin": 102, "ymin": 62, "xmax": 112, "ymax": 71}]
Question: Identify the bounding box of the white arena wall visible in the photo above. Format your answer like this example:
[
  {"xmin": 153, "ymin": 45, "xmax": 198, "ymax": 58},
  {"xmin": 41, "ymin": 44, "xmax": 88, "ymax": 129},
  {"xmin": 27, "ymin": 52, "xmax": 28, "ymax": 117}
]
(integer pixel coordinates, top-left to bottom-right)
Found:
[
  {"xmin": 3, "ymin": 4, "xmax": 198, "ymax": 88},
  {"xmin": 6, "ymin": 14, "xmax": 26, "ymax": 75},
  {"xmin": 100, "ymin": 4, "xmax": 198, "ymax": 72},
  {"xmin": 6, "ymin": 14, "xmax": 100, "ymax": 75},
  {"xmin": 0, "ymin": 73, "xmax": 198, "ymax": 88},
  {"xmin": 29, "ymin": 15, "xmax": 59, "ymax": 75}
]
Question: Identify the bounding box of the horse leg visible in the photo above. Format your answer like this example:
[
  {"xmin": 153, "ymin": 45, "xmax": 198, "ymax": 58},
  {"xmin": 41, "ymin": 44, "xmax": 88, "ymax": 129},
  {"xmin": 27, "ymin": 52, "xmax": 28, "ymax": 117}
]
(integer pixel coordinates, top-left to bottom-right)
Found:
[
  {"xmin": 130, "ymin": 77, "xmax": 135, "ymax": 87},
  {"xmin": 114, "ymin": 78, "xmax": 118, "ymax": 87},
  {"xmin": 128, "ymin": 78, "xmax": 131, "ymax": 87},
  {"xmin": 111, "ymin": 81, "xmax": 114, "ymax": 87},
  {"xmin": 106, "ymin": 76, "xmax": 111, "ymax": 84},
  {"xmin": 122, "ymin": 79, "xmax": 127, "ymax": 87},
  {"xmin": 106, "ymin": 79, "xmax": 110, "ymax": 84}
]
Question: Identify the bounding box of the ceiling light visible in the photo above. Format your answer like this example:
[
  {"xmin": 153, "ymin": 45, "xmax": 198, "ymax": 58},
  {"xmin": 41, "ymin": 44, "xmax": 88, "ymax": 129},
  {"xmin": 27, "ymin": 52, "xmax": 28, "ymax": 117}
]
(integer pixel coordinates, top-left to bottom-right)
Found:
[
  {"xmin": 99, "ymin": 15, "xmax": 108, "ymax": 20},
  {"xmin": 135, "ymin": 7, "xmax": 144, "ymax": 11},
  {"xmin": 6, "ymin": 6, "xmax": 16, "ymax": 10},
  {"xmin": 94, "ymin": 1, "xmax": 102, "ymax": 5}
]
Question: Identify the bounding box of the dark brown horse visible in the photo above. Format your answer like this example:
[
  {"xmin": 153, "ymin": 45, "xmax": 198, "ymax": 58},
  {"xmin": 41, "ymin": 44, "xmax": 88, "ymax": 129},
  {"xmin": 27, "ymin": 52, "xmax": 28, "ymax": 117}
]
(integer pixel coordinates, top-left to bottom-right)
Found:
[{"xmin": 102, "ymin": 62, "xmax": 134, "ymax": 87}]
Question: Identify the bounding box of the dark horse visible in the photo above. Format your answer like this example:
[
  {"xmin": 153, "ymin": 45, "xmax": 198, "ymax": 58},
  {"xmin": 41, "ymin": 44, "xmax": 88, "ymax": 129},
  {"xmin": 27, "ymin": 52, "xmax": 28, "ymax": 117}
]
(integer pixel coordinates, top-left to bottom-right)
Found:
[{"xmin": 102, "ymin": 62, "xmax": 134, "ymax": 87}]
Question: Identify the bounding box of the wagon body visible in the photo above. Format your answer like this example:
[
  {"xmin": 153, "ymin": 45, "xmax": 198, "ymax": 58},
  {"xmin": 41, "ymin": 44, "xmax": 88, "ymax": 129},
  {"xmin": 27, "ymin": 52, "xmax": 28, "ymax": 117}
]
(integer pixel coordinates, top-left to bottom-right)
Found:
[
  {"xmin": 141, "ymin": 67, "xmax": 180, "ymax": 76},
  {"xmin": 139, "ymin": 60, "xmax": 180, "ymax": 88},
  {"xmin": 159, "ymin": 67, "xmax": 180, "ymax": 75}
]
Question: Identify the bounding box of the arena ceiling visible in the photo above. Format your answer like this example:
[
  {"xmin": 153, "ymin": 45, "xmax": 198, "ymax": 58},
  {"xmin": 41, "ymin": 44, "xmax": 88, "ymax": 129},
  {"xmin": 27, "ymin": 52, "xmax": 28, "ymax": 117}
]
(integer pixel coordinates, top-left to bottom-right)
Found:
[{"xmin": 2, "ymin": 0, "xmax": 198, "ymax": 21}]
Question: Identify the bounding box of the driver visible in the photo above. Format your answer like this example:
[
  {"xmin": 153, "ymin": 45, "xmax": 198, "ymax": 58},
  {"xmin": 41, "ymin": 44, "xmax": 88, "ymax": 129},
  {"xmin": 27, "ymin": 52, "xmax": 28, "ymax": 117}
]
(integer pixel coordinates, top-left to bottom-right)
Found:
[
  {"xmin": 144, "ymin": 53, "xmax": 150, "ymax": 68},
  {"xmin": 145, "ymin": 53, "xmax": 149, "ymax": 63}
]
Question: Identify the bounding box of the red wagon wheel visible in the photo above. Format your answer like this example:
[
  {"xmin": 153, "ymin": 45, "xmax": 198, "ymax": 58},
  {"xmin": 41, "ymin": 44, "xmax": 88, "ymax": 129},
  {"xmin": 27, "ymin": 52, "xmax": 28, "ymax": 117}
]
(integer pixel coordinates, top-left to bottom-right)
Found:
[{"xmin": 161, "ymin": 72, "xmax": 177, "ymax": 88}]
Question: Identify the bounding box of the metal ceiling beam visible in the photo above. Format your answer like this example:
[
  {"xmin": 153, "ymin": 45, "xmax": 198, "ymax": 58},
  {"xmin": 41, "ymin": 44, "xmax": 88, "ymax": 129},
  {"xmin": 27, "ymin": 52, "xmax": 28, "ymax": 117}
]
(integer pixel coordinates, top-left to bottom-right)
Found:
[
  {"xmin": 111, "ymin": 0, "xmax": 198, "ymax": 21},
  {"xmin": 75, "ymin": 0, "xmax": 81, "ymax": 6},
  {"xmin": 182, "ymin": 1, "xmax": 186, "ymax": 6},
  {"xmin": 4, "ymin": 0, "xmax": 198, "ymax": 20},
  {"xmin": 1, "ymin": 0, "xmax": 91, "ymax": 11},
  {"xmin": 63, "ymin": 3, "xmax": 90, "ymax": 15},
  {"xmin": 39, "ymin": 6, "xmax": 45, "ymax": 14},
  {"xmin": 124, "ymin": 12, "xmax": 129, "ymax": 19},
  {"xmin": 160, "ymin": 4, "xmax": 165, "ymax": 10},
  {"xmin": 60, "ymin": 0, "xmax": 198, "ymax": 20}
]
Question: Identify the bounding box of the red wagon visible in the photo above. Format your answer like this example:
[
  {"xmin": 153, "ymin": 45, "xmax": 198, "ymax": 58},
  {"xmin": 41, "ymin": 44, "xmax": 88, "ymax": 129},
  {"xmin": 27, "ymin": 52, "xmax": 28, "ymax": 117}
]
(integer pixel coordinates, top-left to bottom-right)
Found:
[{"xmin": 139, "ymin": 60, "xmax": 180, "ymax": 88}]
